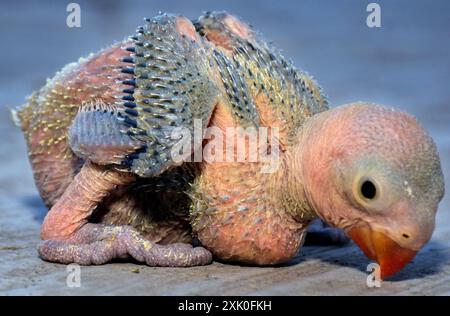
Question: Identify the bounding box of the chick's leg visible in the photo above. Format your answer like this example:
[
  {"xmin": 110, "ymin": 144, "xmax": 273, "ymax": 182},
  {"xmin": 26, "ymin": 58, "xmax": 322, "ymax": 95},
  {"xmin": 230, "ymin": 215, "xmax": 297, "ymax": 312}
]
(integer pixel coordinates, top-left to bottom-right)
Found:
[{"xmin": 38, "ymin": 162, "xmax": 212, "ymax": 266}]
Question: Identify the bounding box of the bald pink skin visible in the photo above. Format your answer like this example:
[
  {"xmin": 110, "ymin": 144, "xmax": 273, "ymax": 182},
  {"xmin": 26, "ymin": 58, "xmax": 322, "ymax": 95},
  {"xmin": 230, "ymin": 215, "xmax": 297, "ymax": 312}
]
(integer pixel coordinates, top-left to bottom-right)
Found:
[
  {"xmin": 299, "ymin": 105, "xmax": 441, "ymax": 243},
  {"xmin": 193, "ymin": 102, "xmax": 443, "ymax": 268},
  {"xmin": 283, "ymin": 103, "xmax": 444, "ymax": 277}
]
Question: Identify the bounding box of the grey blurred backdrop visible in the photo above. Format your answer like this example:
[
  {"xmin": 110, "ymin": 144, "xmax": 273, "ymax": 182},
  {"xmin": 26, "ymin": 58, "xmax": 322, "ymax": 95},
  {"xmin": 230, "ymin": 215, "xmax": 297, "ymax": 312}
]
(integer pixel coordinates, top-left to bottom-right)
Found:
[{"xmin": 2, "ymin": 0, "xmax": 450, "ymax": 117}]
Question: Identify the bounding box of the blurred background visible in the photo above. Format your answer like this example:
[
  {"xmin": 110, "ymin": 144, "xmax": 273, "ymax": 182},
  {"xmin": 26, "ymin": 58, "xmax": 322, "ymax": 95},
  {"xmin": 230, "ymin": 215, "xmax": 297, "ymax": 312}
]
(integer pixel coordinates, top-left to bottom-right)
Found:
[
  {"xmin": 1, "ymin": 0, "xmax": 450, "ymax": 116},
  {"xmin": 0, "ymin": 0, "xmax": 449, "ymax": 294}
]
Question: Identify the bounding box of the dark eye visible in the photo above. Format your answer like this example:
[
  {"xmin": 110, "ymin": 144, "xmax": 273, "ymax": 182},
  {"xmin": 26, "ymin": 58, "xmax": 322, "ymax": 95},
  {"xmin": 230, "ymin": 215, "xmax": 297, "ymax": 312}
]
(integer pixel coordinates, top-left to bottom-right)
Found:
[{"xmin": 361, "ymin": 180, "xmax": 377, "ymax": 200}]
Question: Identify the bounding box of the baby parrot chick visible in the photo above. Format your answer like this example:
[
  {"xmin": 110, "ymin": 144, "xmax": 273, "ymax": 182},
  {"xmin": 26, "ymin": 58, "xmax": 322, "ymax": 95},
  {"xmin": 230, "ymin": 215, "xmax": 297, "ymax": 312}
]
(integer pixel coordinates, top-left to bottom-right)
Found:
[{"xmin": 15, "ymin": 11, "xmax": 444, "ymax": 279}]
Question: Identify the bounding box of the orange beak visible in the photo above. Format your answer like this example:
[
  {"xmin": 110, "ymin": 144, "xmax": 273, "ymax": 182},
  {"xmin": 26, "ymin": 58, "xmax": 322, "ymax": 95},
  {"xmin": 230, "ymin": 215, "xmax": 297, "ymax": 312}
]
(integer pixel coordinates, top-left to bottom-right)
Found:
[{"xmin": 347, "ymin": 225, "xmax": 417, "ymax": 279}]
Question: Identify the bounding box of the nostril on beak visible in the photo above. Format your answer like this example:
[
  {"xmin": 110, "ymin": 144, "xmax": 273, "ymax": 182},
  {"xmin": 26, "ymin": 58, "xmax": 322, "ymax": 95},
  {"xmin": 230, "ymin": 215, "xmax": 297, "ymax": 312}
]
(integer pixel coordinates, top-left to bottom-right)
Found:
[{"xmin": 402, "ymin": 233, "xmax": 410, "ymax": 239}]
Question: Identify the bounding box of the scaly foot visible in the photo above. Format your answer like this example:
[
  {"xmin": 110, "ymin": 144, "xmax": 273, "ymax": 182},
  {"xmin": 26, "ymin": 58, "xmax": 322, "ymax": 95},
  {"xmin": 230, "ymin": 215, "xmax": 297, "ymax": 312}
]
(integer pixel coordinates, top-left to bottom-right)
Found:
[{"xmin": 38, "ymin": 223, "xmax": 212, "ymax": 266}]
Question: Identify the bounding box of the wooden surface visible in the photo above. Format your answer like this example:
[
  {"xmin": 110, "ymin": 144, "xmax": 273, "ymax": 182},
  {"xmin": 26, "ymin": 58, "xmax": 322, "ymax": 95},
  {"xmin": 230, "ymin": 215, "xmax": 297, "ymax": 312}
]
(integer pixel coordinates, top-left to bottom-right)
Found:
[{"xmin": 1, "ymin": 0, "xmax": 449, "ymax": 295}]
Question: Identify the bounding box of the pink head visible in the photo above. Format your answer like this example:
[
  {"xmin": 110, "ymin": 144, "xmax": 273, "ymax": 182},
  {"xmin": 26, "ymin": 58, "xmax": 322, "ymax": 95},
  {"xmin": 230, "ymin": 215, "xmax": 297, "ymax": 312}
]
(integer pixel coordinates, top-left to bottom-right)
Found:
[{"xmin": 299, "ymin": 102, "xmax": 444, "ymax": 278}]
